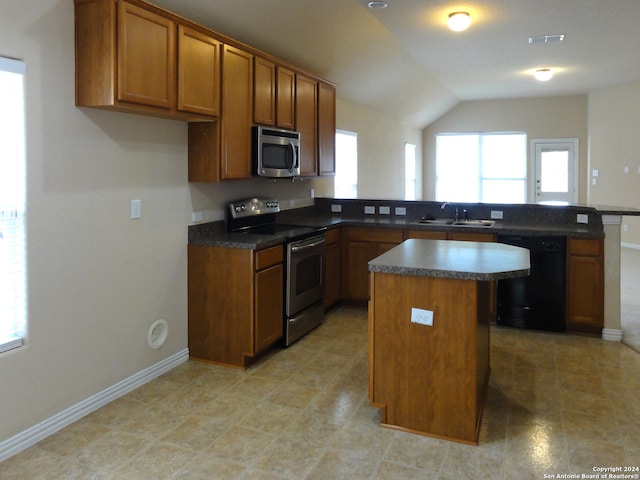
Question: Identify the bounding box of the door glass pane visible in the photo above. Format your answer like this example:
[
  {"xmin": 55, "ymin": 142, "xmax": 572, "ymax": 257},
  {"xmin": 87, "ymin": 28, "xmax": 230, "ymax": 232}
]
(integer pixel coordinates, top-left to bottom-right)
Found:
[{"xmin": 540, "ymin": 150, "xmax": 569, "ymax": 193}]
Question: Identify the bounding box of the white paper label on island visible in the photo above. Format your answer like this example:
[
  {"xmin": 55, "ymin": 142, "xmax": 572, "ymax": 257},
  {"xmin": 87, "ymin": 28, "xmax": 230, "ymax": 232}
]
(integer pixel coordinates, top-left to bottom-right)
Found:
[{"xmin": 411, "ymin": 307, "xmax": 434, "ymax": 326}]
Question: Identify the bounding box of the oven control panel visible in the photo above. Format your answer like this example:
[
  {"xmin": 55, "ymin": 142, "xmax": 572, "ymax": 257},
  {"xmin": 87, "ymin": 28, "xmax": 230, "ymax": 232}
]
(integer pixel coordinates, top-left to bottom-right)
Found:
[{"xmin": 228, "ymin": 197, "xmax": 280, "ymax": 219}]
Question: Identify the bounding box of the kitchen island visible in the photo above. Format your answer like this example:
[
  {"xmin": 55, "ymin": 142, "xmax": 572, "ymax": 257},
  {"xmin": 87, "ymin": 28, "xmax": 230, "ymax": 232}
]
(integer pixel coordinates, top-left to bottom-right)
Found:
[{"xmin": 367, "ymin": 239, "xmax": 530, "ymax": 444}]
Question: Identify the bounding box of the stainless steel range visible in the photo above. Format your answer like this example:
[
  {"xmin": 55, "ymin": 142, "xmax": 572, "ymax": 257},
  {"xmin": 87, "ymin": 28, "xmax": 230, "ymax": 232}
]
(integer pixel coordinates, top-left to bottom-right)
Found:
[{"xmin": 228, "ymin": 197, "xmax": 327, "ymax": 346}]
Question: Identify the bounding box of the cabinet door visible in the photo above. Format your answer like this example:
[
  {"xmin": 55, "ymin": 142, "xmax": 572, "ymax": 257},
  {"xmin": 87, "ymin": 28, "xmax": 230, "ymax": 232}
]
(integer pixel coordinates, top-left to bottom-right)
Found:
[
  {"xmin": 318, "ymin": 82, "xmax": 336, "ymax": 176},
  {"xmin": 344, "ymin": 241, "xmax": 372, "ymax": 302},
  {"xmin": 255, "ymin": 264, "xmax": 284, "ymax": 352},
  {"xmin": 117, "ymin": 1, "xmax": 175, "ymax": 109},
  {"xmin": 178, "ymin": 25, "xmax": 221, "ymax": 117},
  {"xmin": 324, "ymin": 242, "xmax": 341, "ymax": 308},
  {"xmin": 254, "ymin": 56, "xmax": 275, "ymax": 125},
  {"xmin": 295, "ymin": 74, "xmax": 318, "ymax": 176},
  {"xmin": 276, "ymin": 67, "xmax": 295, "ymax": 130},
  {"xmin": 567, "ymin": 239, "xmax": 604, "ymax": 333},
  {"xmin": 221, "ymin": 45, "xmax": 253, "ymax": 179}
]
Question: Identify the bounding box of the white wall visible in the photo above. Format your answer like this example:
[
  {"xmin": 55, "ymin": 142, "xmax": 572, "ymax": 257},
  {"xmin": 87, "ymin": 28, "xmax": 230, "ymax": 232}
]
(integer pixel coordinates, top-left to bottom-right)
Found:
[
  {"xmin": 422, "ymin": 96, "xmax": 589, "ymax": 202},
  {"xmin": 588, "ymin": 81, "xmax": 640, "ymax": 246},
  {"xmin": 0, "ymin": 0, "xmax": 192, "ymax": 442},
  {"xmin": 335, "ymin": 98, "xmax": 423, "ymax": 200}
]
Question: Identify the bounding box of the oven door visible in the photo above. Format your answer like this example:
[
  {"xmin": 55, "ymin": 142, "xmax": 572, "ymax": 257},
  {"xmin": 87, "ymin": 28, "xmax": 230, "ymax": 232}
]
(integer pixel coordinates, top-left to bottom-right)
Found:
[{"xmin": 286, "ymin": 234, "xmax": 326, "ymax": 316}]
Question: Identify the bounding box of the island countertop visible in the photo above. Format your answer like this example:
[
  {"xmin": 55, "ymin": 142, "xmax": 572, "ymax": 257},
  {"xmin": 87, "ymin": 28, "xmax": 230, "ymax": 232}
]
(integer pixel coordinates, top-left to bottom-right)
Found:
[{"xmin": 368, "ymin": 239, "xmax": 530, "ymax": 281}]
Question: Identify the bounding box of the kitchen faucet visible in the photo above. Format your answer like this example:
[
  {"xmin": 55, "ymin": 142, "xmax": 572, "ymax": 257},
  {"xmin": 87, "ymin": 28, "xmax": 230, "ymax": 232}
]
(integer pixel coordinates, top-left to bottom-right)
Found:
[{"xmin": 440, "ymin": 202, "xmax": 460, "ymax": 221}]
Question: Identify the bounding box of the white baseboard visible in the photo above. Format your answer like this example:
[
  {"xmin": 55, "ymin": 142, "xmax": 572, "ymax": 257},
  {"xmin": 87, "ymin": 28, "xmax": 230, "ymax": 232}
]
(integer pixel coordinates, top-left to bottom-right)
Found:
[
  {"xmin": 602, "ymin": 328, "xmax": 623, "ymax": 342},
  {"xmin": 0, "ymin": 348, "xmax": 189, "ymax": 463},
  {"xmin": 621, "ymin": 242, "xmax": 640, "ymax": 250}
]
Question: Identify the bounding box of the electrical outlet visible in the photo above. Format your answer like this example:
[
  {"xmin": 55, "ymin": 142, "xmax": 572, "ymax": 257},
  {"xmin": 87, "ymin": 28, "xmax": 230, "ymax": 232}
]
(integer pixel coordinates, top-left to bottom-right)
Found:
[
  {"xmin": 623, "ymin": 224, "xmax": 629, "ymax": 232},
  {"xmin": 490, "ymin": 210, "xmax": 504, "ymax": 220},
  {"xmin": 577, "ymin": 213, "xmax": 589, "ymax": 224},
  {"xmin": 192, "ymin": 211, "xmax": 203, "ymax": 222},
  {"xmin": 395, "ymin": 207, "xmax": 407, "ymax": 216},
  {"xmin": 411, "ymin": 307, "xmax": 434, "ymax": 326},
  {"xmin": 364, "ymin": 206, "xmax": 375, "ymax": 215},
  {"xmin": 331, "ymin": 204, "xmax": 342, "ymax": 213},
  {"xmin": 379, "ymin": 206, "xmax": 390, "ymax": 215}
]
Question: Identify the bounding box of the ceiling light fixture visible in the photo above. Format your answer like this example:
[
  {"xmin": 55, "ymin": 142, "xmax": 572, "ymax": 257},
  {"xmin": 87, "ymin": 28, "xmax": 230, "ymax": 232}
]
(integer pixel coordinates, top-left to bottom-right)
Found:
[
  {"xmin": 448, "ymin": 12, "xmax": 471, "ymax": 32},
  {"xmin": 534, "ymin": 68, "xmax": 553, "ymax": 81},
  {"xmin": 367, "ymin": 1, "xmax": 388, "ymax": 9}
]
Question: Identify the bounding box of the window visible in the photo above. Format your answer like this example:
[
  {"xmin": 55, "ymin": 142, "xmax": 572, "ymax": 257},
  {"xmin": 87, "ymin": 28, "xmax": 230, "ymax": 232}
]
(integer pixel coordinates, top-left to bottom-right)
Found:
[
  {"xmin": 404, "ymin": 143, "xmax": 417, "ymax": 200},
  {"xmin": 0, "ymin": 56, "xmax": 26, "ymax": 353},
  {"xmin": 334, "ymin": 129, "xmax": 358, "ymax": 199},
  {"xmin": 435, "ymin": 132, "xmax": 526, "ymax": 203}
]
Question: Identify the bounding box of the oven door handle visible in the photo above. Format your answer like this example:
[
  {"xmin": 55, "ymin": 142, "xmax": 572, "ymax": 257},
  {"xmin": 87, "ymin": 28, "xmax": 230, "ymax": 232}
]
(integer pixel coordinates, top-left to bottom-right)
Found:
[{"xmin": 291, "ymin": 238, "xmax": 326, "ymax": 252}]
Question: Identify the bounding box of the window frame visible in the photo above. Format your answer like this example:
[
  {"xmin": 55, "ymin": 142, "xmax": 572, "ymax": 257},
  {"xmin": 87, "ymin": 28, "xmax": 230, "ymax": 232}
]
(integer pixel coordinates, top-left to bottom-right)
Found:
[{"xmin": 0, "ymin": 55, "xmax": 27, "ymax": 354}]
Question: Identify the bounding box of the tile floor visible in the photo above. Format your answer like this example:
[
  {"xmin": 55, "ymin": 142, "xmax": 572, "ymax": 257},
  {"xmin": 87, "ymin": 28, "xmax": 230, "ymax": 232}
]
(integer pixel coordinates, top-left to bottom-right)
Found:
[{"xmin": 1, "ymin": 306, "xmax": 640, "ymax": 479}]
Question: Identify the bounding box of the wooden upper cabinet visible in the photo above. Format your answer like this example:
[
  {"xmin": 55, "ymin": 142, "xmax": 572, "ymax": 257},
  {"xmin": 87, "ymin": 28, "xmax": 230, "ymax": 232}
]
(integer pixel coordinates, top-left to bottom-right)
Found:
[
  {"xmin": 296, "ymin": 74, "xmax": 318, "ymax": 177},
  {"xmin": 318, "ymin": 81, "xmax": 336, "ymax": 176},
  {"xmin": 177, "ymin": 25, "xmax": 221, "ymax": 117},
  {"xmin": 253, "ymin": 60, "xmax": 297, "ymax": 129},
  {"xmin": 221, "ymin": 45, "xmax": 254, "ymax": 179},
  {"xmin": 276, "ymin": 67, "xmax": 296, "ymax": 130},
  {"xmin": 253, "ymin": 56, "xmax": 276, "ymax": 125},
  {"xmin": 117, "ymin": 1, "xmax": 175, "ymax": 109}
]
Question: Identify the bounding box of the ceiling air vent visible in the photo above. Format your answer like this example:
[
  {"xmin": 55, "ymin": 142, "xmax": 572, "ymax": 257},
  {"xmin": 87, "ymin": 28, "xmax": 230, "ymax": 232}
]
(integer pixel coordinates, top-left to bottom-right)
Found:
[{"xmin": 529, "ymin": 34, "xmax": 565, "ymax": 44}]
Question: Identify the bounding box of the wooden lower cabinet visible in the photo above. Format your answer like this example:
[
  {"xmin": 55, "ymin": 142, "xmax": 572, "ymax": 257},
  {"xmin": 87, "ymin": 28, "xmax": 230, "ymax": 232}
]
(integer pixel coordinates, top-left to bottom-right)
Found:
[
  {"xmin": 188, "ymin": 244, "xmax": 283, "ymax": 368},
  {"xmin": 324, "ymin": 228, "xmax": 342, "ymax": 309},
  {"xmin": 343, "ymin": 227, "xmax": 404, "ymax": 302},
  {"xmin": 566, "ymin": 237, "xmax": 604, "ymax": 334},
  {"xmin": 369, "ymin": 271, "xmax": 490, "ymax": 444}
]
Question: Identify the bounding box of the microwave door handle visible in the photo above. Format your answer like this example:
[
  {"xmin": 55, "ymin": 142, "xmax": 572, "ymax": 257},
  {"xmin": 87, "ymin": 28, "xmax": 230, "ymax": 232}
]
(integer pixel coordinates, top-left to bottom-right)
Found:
[{"xmin": 289, "ymin": 141, "xmax": 298, "ymax": 173}]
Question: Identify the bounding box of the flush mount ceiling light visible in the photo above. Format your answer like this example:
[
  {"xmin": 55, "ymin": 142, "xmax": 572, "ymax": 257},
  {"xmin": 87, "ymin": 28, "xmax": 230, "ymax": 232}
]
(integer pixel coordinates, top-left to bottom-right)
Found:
[
  {"xmin": 367, "ymin": 1, "xmax": 388, "ymax": 9},
  {"xmin": 534, "ymin": 68, "xmax": 554, "ymax": 81},
  {"xmin": 448, "ymin": 11, "xmax": 471, "ymax": 32}
]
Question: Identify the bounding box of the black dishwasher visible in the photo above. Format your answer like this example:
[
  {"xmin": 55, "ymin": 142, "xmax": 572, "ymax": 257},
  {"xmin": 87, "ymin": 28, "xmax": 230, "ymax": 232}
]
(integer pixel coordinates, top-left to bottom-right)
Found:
[{"xmin": 496, "ymin": 235, "xmax": 566, "ymax": 332}]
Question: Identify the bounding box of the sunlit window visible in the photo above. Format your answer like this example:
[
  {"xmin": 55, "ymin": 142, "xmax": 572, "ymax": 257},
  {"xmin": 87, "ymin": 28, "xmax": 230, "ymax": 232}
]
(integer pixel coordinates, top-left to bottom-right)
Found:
[
  {"xmin": 436, "ymin": 132, "xmax": 526, "ymax": 203},
  {"xmin": 0, "ymin": 56, "xmax": 27, "ymax": 353},
  {"xmin": 404, "ymin": 143, "xmax": 416, "ymax": 200},
  {"xmin": 334, "ymin": 129, "xmax": 358, "ymax": 199}
]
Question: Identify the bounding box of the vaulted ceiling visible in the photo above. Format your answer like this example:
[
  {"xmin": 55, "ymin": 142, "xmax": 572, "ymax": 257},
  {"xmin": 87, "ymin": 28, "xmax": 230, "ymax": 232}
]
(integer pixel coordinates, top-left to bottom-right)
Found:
[{"xmin": 153, "ymin": 0, "xmax": 640, "ymax": 128}]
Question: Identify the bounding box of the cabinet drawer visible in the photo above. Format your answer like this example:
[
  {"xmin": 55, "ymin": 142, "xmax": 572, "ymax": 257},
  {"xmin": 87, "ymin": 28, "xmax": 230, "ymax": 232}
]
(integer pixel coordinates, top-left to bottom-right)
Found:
[
  {"xmin": 568, "ymin": 238, "xmax": 601, "ymax": 256},
  {"xmin": 326, "ymin": 227, "xmax": 341, "ymax": 245},
  {"xmin": 347, "ymin": 227, "xmax": 404, "ymax": 244},
  {"xmin": 406, "ymin": 229, "xmax": 448, "ymax": 240},
  {"xmin": 255, "ymin": 245, "xmax": 283, "ymax": 270}
]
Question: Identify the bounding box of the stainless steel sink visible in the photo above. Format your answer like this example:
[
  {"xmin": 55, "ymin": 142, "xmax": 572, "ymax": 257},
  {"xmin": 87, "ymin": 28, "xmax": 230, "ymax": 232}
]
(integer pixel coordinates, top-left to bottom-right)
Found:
[{"xmin": 417, "ymin": 218, "xmax": 495, "ymax": 228}]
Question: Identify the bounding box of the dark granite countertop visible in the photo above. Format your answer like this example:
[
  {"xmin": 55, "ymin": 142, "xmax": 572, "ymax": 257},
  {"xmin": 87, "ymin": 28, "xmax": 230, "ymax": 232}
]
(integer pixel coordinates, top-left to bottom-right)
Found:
[
  {"xmin": 368, "ymin": 239, "xmax": 531, "ymax": 281},
  {"xmin": 188, "ymin": 199, "xmax": 617, "ymax": 249}
]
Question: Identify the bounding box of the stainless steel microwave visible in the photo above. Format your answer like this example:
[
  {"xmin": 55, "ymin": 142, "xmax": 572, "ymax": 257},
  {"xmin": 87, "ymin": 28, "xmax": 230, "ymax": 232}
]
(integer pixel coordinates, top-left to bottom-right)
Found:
[{"xmin": 253, "ymin": 126, "xmax": 300, "ymax": 178}]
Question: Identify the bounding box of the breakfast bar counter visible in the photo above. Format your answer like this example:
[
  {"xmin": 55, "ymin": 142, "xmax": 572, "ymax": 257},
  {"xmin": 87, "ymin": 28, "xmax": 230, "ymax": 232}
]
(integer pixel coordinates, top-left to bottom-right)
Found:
[{"xmin": 367, "ymin": 239, "xmax": 530, "ymax": 444}]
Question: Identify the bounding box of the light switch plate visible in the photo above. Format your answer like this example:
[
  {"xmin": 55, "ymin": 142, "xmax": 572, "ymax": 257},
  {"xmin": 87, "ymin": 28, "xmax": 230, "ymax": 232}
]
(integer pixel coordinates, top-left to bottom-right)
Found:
[
  {"xmin": 411, "ymin": 307, "xmax": 434, "ymax": 326},
  {"xmin": 131, "ymin": 199, "xmax": 141, "ymax": 219},
  {"xmin": 490, "ymin": 210, "xmax": 504, "ymax": 220}
]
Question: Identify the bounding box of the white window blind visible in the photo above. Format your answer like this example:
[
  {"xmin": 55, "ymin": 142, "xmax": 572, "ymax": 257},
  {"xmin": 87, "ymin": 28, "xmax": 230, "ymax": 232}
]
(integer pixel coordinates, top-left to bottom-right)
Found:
[
  {"xmin": 0, "ymin": 56, "xmax": 26, "ymax": 353},
  {"xmin": 404, "ymin": 143, "xmax": 417, "ymax": 200},
  {"xmin": 436, "ymin": 132, "xmax": 527, "ymax": 204},
  {"xmin": 335, "ymin": 129, "xmax": 358, "ymax": 199}
]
